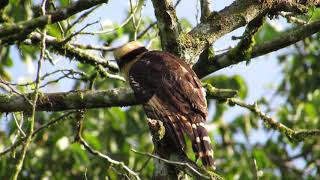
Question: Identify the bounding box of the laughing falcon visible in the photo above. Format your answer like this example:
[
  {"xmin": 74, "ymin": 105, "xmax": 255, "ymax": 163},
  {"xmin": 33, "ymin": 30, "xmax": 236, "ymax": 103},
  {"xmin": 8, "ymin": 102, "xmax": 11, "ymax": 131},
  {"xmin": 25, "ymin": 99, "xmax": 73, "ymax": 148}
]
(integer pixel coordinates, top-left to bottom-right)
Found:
[{"xmin": 114, "ymin": 41, "xmax": 215, "ymax": 168}]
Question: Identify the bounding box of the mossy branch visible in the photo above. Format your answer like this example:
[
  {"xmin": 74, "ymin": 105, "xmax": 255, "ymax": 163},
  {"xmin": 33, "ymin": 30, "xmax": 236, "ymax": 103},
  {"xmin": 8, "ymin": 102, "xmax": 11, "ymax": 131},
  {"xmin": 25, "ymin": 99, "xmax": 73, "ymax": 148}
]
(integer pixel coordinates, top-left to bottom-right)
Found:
[
  {"xmin": 150, "ymin": 0, "xmax": 182, "ymax": 55},
  {"xmin": 227, "ymin": 98, "xmax": 320, "ymax": 142},
  {"xmin": 193, "ymin": 20, "xmax": 320, "ymax": 78},
  {"xmin": 27, "ymin": 32, "xmax": 119, "ymax": 72},
  {"xmin": 0, "ymin": 88, "xmax": 137, "ymax": 113},
  {"xmin": 0, "ymin": 0, "xmax": 107, "ymax": 44},
  {"xmin": 0, "ymin": 83, "xmax": 240, "ymax": 113},
  {"xmin": 203, "ymin": 83, "xmax": 238, "ymax": 100}
]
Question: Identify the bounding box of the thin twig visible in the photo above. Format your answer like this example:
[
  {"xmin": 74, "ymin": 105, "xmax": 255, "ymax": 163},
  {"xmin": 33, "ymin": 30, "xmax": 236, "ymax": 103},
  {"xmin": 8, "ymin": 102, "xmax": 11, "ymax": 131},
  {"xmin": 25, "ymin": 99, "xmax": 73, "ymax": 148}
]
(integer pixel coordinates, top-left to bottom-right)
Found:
[
  {"xmin": 130, "ymin": 0, "xmax": 138, "ymax": 40},
  {"xmin": 75, "ymin": 110, "xmax": 140, "ymax": 180},
  {"xmin": 81, "ymin": 2, "xmax": 140, "ymax": 35},
  {"xmin": 136, "ymin": 22, "xmax": 156, "ymax": 39},
  {"xmin": 67, "ymin": 5, "xmax": 100, "ymax": 32},
  {"xmin": 8, "ymin": 69, "xmax": 89, "ymax": 88},
  {"xmin": 96, "ymin": 65, "xmax": 125, "ymax": 81},
  {"xmin": 253, "ymin": 156, "xmax": 260, "ymax": 180},
  {"xmin": 0, "ymin": 111, "xmax": 77, "ymax": 156},
  {"xmin": 279, "ymin": 12, "xmax": 307, "ymax": 25},
  {"xmin": 12, "ymin": 113, "xmax": 26, "ymax": 138},
  {"xmin": 70, "ymin": 43, "xmax": 117, "ymax": 51},
  {"xmin": 228, "ymin": 98, "xmax": 320, "ymax": 142},
  {"xmin": 131, "ymin": 149, "xmax": 212, "ymax": 179},
  {"xmin": 48, "ymin": 0, "xmax": 65, "ymax": 37},
  {"xmin": 61, "ymin": 21, "xmax": 99, "ymax": 44},
  {"xmin": 12, "ymin": 1, "xmax": 47, "ymax": 179},
  {"xmin": 26, "ymin": 32, "xmax": 119, "ymax": 71},
  {"xmin": 136, "ymin": 156, "xmax": 152, "ymax": 172}
]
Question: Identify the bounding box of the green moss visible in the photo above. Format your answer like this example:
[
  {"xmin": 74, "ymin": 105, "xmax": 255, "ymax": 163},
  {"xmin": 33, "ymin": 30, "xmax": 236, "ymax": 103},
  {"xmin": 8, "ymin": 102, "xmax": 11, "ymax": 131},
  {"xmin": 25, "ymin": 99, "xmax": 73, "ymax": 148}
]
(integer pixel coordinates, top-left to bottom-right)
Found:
[
  {"xmin": 78, "ymin": 91, "xmax": 84, "ymax": 101},
  {"xmin": 154, "ymin": 121, "xmax": 165, "ymax": 141},
  {"xmin": 206, "ymin": 11, "xmax": 220, "ymax": 23},
  {"xmin": 37, "ymin": 92, "xmax": 47, "ymax": 103},
  {"xmin": 0, "ymin": 93, "xmax": 11, "ymax": 103}
]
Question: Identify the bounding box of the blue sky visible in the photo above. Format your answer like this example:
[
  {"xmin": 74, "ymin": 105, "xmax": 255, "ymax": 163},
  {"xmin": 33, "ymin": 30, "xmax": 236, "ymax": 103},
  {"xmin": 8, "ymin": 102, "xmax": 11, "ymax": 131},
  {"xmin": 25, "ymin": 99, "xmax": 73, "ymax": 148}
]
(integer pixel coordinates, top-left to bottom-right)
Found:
[
  {"xmin": 7, "ymin": 0, "xmax": 287, "ymax": 141},
  {"xmin": 9, "ymin": 0, "xmax": 285, "ymax": 99},
  {"xmin": 3, "ymin": 0, "xmax": 308, "ymax": 171}
]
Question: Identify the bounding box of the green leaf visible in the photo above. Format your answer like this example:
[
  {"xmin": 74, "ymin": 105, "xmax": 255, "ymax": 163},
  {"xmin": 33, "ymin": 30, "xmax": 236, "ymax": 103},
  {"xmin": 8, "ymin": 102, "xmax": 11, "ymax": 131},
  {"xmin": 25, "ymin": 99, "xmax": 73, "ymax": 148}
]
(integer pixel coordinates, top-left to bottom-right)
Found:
[
  {"xmin": 253, "ymin": 149, "xmax": 270, "ymax": 168},
  {"xmin": 2, "ymin": 57, "xmax": 13, "ymax": 67},
  {"xmin": 69, "ymin": 143, "xmax": 90, "ymax": 164},
  {"xmin": 255, "ymin": 22, "xmax": 281, "ymax": 44},
  {"xmin": 304, "ymin": 103, "xmax": 317, "ymax": 119},
  {"xmin": 308, "ymin": 7, "xmax": 320, "ymax": 22},
  {"xmin": 84, "ymin": 132, "xmax": 102, "ymax": 150},
  {"xmin": 47, "ymin": 24, "xmax": 63, "ymax": 38},
  {"xmin": 59, "ymin": 0, "xmax": 70, "ymax": 7}
]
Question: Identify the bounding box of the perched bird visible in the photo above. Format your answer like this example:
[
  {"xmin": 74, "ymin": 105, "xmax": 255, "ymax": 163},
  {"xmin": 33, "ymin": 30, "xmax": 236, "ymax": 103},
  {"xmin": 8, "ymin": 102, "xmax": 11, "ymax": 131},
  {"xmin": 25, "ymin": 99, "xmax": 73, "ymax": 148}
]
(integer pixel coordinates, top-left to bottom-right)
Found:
[{"xmin": 114, "ymin": 41, "xmax": 215, "ymax": 168}]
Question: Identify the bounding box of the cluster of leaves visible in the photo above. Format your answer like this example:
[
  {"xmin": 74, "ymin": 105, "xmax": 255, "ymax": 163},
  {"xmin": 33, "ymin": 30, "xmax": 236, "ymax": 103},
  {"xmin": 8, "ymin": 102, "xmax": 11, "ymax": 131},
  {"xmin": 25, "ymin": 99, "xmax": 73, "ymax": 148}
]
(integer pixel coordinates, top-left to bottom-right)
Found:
[
  {"xmin": 206, "ymin": 21, "xmax": 320, "ymax": 180},
  {"xmin": 0, "ymin": 1, "xmax": 319, "ymax": 179},
  {"xmin": 0, "ymin": 0, "xmax": 158, "ymax": 179}
]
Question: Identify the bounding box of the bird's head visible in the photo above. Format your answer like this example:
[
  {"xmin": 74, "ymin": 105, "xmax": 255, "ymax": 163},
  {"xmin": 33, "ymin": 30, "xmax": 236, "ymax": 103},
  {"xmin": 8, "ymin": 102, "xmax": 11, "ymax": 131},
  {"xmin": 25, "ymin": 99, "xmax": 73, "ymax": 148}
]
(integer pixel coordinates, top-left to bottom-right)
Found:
[{"xmin": 114, "ymin": 41, "xmax": 148, "ymax": 72}]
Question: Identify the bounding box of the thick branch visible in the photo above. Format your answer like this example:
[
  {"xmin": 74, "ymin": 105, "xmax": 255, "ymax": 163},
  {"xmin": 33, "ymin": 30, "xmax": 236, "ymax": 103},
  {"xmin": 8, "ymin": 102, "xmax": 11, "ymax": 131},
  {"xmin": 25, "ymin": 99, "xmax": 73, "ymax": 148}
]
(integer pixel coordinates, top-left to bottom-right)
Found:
[
  {"xmin": 0, "ymin": 84, "xmax": 234, "ymax": 113},
  {"xmin": 200, "ymin": 0, "xmax": 212, "ymax": 22},
  {"xmin": 151, "ymin": 0, "xmax": 181, "ymax": 55},
  {"xmin": 0, "ymin": 0, "xmax": 107, "ymax": 43},
  {"xmin": 179, "ymin": 0, "xmax": 314, "ymax": 64},
  {"xmin": 193, "ymin": 20, "xmax": 320, "ymax": 78},
  {"xmin": 0, "ymin": 88, "xmax": 137, "ymax": 113}
]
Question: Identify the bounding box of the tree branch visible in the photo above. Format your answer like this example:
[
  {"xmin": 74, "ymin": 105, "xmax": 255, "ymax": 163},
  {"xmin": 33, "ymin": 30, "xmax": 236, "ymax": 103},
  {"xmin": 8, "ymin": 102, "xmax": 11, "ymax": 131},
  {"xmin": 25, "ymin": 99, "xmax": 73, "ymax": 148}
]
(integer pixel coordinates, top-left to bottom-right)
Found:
[
  {"xmin": 200, "ymin": 0, "xmax": 212, "ymax": 22},
  {"xmin": 0, "ymin": 84, "xmax": 237, "ymax": 113},
  {"xmin": 12, "ymin": 2, "xmax": 48, "ymax": 178},
  {"xmin": 0, "ymin": 88, "xmax": 137, "ymax": 113},
  {"xmin": 227, "ymin": 98, "xmax": 320, "ymax": 142},
  {"xmin": 26, "ymin": 32, "xmax": 119, "ymax": 72},
  {"xmin": 131, "ymin": 149, "xmax": 223, "ymax": 179},
  {"xmin": 75, "ymin": 110, "xmax": 140, "ymax": 180},
  {"xmin": 178, "ymin": 0, "xmax": 314, "ymax": 64},
  {"xmin": 0, "ymin": 111, "xmax": 77, "ymax": 156},
  {"xmin": 193, "ymin": 20, "xmax": 320, "ymax": 78},
  {"xmin": 0, "ymin": 0, "xmax": 107, "ymax": 44},
  {"xmin": 150, "ymin": 0, "xmax": 182, "ymax": 55}
]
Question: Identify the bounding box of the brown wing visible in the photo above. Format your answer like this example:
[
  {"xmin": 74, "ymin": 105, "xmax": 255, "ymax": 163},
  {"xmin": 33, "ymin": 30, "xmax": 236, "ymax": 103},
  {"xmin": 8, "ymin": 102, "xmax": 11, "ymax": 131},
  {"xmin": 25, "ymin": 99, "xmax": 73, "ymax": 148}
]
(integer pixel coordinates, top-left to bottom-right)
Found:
[
  {"xmin": 128, "ymin": 51, "xmax": 214, "ymax": 167},
  {"xmin": 129, "ymin": 51, "xmax": 207, "ymax": 116}
]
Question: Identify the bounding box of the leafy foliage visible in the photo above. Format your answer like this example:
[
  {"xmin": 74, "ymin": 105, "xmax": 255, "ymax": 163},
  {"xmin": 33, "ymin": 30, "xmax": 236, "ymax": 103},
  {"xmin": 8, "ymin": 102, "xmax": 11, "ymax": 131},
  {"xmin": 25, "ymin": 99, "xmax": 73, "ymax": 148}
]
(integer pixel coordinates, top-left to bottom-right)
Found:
[{"xmin": 0, "ymin": 0, "xmax": 319, "ymax": 179}]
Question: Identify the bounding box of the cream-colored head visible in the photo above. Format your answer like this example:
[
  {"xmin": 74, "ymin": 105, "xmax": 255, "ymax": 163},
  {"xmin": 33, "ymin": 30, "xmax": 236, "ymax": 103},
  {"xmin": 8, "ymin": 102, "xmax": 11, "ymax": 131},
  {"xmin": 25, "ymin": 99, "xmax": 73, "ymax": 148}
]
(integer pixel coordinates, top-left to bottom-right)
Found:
[
  {"xmin": 114, "ymin": 41, "xmax": 148, "ymax": 73},
  {"xmin": 114, "ymin": 41, "xmax": 145, "ymax": 60}
]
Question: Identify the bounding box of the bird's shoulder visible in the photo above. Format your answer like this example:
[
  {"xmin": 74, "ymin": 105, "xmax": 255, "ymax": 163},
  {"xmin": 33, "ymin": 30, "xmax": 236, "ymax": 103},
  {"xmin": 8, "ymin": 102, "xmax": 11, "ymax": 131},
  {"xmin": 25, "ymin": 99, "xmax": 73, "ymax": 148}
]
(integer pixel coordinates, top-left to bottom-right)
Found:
[{"xmin": 129, "ymin": 51, "xmax": 208, "ymax": 118}]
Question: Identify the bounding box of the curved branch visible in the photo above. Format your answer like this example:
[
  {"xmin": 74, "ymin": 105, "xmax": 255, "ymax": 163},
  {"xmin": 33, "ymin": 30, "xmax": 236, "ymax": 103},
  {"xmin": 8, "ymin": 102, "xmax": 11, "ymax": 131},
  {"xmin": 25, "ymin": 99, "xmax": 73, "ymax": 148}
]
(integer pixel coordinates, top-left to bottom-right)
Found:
[
  {"xmin": 0, "ymin": 0, "xmax": 107, "ymax": 44},
  {"xmin": 193, "ymin": 20, "xmax": 320, "ymax": 78},
  {"xmin": 179, "ymin": 0, "xmax": 315, "ymax": 64},
  {"xmin": 131, "ymin": 149, "xmax": 222, "ymax": 179},
  {"xmin": 227, "ymin": 98, "xmax": 320, "ymax": 142}
]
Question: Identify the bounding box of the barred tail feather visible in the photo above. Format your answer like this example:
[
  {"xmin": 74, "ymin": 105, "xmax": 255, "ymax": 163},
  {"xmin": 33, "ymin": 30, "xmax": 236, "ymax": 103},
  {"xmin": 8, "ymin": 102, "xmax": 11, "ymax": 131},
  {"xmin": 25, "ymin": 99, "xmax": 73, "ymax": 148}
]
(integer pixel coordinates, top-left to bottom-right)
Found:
[{"xmin": 191, "ymin": 117, "xmax": 215, "ymax": 168}]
